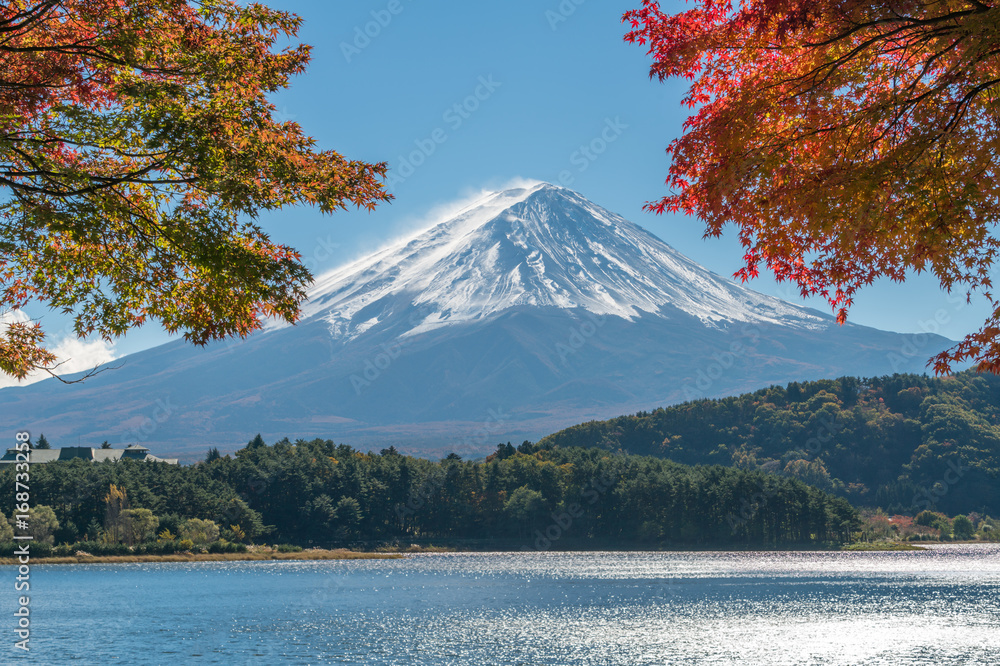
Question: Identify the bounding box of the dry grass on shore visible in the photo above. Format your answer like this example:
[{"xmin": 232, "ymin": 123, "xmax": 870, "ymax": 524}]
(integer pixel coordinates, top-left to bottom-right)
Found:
[
  {"xmin": 841, "ymin": 542, "xmax": 927, "ymax": 551},
  {"xmin": 0, "ymin": 548, "xmax": 403, "ymax": 565}
]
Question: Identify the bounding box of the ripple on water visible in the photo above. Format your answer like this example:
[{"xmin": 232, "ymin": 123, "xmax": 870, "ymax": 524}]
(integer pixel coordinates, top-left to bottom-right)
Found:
[{"xmin": 4, "ymin": 545, "xmax": 999, "ymax": 664}]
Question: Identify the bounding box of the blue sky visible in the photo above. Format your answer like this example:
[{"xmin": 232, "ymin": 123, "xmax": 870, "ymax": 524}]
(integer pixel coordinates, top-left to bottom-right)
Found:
[{"xmin": 12, "ymin": 0, "xmax": 994, "ymax": 376}]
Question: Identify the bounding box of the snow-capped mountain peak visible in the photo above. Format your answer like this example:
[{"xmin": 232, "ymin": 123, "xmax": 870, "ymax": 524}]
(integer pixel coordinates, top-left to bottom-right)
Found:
[
  {"xmin": 1, "ymin": 183, "xmax": 954, "ymax": 458},
  {"xmin": 298, "ymin": 183, "xmax": 825, "ymax": 342}
]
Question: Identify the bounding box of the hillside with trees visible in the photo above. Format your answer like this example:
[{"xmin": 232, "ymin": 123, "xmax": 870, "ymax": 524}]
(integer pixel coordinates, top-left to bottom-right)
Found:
[
  {"xmin": 540, "ymin": 372, "xmax": 1000, "ymax": 516},
  {"xmin": 0, "ymin": 438, "xmax": 859, "ymax": 553}
]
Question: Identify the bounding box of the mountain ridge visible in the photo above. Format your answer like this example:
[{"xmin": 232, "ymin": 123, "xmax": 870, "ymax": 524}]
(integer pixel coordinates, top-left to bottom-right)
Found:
[{"xmin": 0, "ymin": 183, "xmax": 954, "ymax": 460}]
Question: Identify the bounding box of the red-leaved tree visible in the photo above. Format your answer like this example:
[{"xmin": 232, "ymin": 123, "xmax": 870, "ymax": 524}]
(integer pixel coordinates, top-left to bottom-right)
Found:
[{"xmin": 625, "ymin": 0, "xmax": 1000, "ymax": 372}]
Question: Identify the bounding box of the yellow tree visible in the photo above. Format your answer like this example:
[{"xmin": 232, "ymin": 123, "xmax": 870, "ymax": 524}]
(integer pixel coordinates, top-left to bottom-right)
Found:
[
  {"xmin": 179, "ymin": 518, "xmax": 219, "ymax": 544},
  {"xmin": 1, "ymin": 1, "xmax": 390, "ymax": 379},
  {"xmin": 103, "ymin": 484, "xmax": 129, "ymax": 544}
]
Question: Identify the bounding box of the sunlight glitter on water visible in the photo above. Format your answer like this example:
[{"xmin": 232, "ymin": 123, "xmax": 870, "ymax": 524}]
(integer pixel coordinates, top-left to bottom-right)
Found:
[{"xmin": 5, "ymin": 544, "xmax": 999, "ymax": 664}]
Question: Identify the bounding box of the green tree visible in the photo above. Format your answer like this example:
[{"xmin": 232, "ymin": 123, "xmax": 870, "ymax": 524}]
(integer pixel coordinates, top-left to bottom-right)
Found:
[
  {"xmin": 216, "ymin": 497, "xmax": 269, "ymax": 542},
  {"xmin": 35, "ymin": 433, "xmax": 51, "ymax": 450},
  {"xmin": 0, "ymin": 511, "xmax": 14, "ymax": 542},
  {"xmin": 0, "ymin": 437, "xmax": 863, "ymax": 548},
  {"xmin": 503, "ymin": 485, "xmax": 546, "ymax": 538},
  {"xmin": 916, "ymin": 510, "xmax": 953, "ymax": 538},
  {"xmin": 915, "ymin": 510, "xmax": 946, "ymax": 527},
  {"xmin": 156, "ymin": 514, "xmax": 185, "ymax": 538},
  {"xmin": 952, "ymin": 515, "xmax": 975, "ymax": 541},
  {"xmin": 12, "ymin": 505, "xmax": 60, "ymax": 545},
  {"xmin": 333, "ymin": 497, "xmax": 363, "ymax": 542},
  {"xmin": 121, "ymin": 508, "xmax": 159, "ymax": 546},
  {"xmin": 782, "ymin": 459, "xmax": 836, "ymax": 493},
  {"xmin": 0, "ymin": 0, "xmax": 390, "ymax": 381},
  {"xmin": 84, "ymin": 518, "xmax": 101, "ymax": 541}
]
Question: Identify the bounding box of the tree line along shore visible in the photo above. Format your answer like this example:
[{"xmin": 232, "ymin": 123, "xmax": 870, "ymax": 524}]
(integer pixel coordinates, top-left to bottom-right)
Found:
[
  {"xmin": 2, "ymin": 437, "xmax": 861, "ymax": 560},
  {"xmin": 5, "ymin": 371, "xmax": 1000, "ymax": 561}
]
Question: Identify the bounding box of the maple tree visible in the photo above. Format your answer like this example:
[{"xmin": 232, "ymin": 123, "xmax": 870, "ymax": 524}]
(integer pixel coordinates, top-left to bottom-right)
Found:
[
  {"xmin": 0, "ymin": 0, "xmax": 390, "ymax": 380},
  {"xmin": 624, "ymin": 0, "xmax": 1000, "ymax": 373}
]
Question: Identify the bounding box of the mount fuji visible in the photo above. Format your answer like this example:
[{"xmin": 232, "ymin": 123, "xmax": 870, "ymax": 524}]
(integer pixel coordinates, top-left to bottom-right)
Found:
[{"xmin": 0, "ymin": 182, "xmax": 952, "ymax": 460}]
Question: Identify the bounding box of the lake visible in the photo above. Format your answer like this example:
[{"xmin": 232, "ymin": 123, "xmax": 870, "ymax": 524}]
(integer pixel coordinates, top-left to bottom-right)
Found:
[{"xmin": 4, "ymin": 545, "xmax": 1000, "ymax": 664}]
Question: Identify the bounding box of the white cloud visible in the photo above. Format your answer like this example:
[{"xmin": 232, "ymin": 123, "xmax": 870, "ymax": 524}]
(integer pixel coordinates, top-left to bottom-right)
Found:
[
  {"xmin": 49, "ymin": 337, "xmax": 117, "ymax": 375},
  {"xmin": 0, "ymin": 309, "xmax": 29, "ymax": 327},
  {"xmin": 0, "ymin": 311, "xmax": 117, "ymax": 389}
]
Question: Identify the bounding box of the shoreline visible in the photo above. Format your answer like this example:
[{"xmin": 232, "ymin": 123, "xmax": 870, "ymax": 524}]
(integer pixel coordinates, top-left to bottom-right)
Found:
[
  {"xmin": 10, "ymin": 540, "xmax": 992, "ymax": 565},
  {"xmin": 841, "ymin": 542, "xmax": 927, "ymax": 551},
  {"xmin": 0, "ymin": 548, "xmax": 403, "ymax": 565}
]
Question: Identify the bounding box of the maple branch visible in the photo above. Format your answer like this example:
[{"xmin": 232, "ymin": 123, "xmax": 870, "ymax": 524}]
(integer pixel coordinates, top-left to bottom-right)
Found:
[{"xmin": 42, "ymin": 358, "xmax": 123, "ymax": 384}]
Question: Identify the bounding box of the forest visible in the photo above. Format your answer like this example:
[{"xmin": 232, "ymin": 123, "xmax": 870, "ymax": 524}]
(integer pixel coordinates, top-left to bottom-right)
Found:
[
  {"xmin": 539, "ymin": 371, "xmax": 1000, "ymax": 516},
  {"xmin": 0, "ymin": 438, "xmax": 859, "ymax": 553}
]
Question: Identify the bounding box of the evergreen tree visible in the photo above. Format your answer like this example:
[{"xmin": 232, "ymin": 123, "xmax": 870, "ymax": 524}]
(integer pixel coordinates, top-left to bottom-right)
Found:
[{"xmin": 0, "ymin": 438, "xmax": 870, "ymax": 548}]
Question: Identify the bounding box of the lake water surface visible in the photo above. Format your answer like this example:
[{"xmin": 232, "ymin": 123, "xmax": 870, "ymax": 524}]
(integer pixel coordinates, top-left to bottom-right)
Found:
[{"xmin": 4, "ymin": 544, "xmax": 1000, "ymax": 664}]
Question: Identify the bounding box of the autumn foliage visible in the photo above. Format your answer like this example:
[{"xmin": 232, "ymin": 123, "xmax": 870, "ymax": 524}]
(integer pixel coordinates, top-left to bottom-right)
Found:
[
  {"xmin": 0, "ymin": 0, "xmax": 390, "ymax": 379},
  {"xmin": 625, "ymin": 0, "xmax": 1000, "ymax": 372}
]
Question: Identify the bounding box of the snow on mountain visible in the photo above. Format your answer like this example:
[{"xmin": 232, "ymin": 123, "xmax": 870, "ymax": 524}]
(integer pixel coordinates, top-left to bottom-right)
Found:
[
  {"xmin": 0, "ymin": 182, "xmax": 955, "ymax": 460},
  {"xmin": 298, "ymin": 182, "xmax": 825, "ymax": 342}
]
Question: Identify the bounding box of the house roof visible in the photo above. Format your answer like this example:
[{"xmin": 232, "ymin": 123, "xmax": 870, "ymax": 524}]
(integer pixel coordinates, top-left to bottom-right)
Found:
[{"xmin": 0, "ymin": 446, "xmax": 178, "ymax": 465}]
